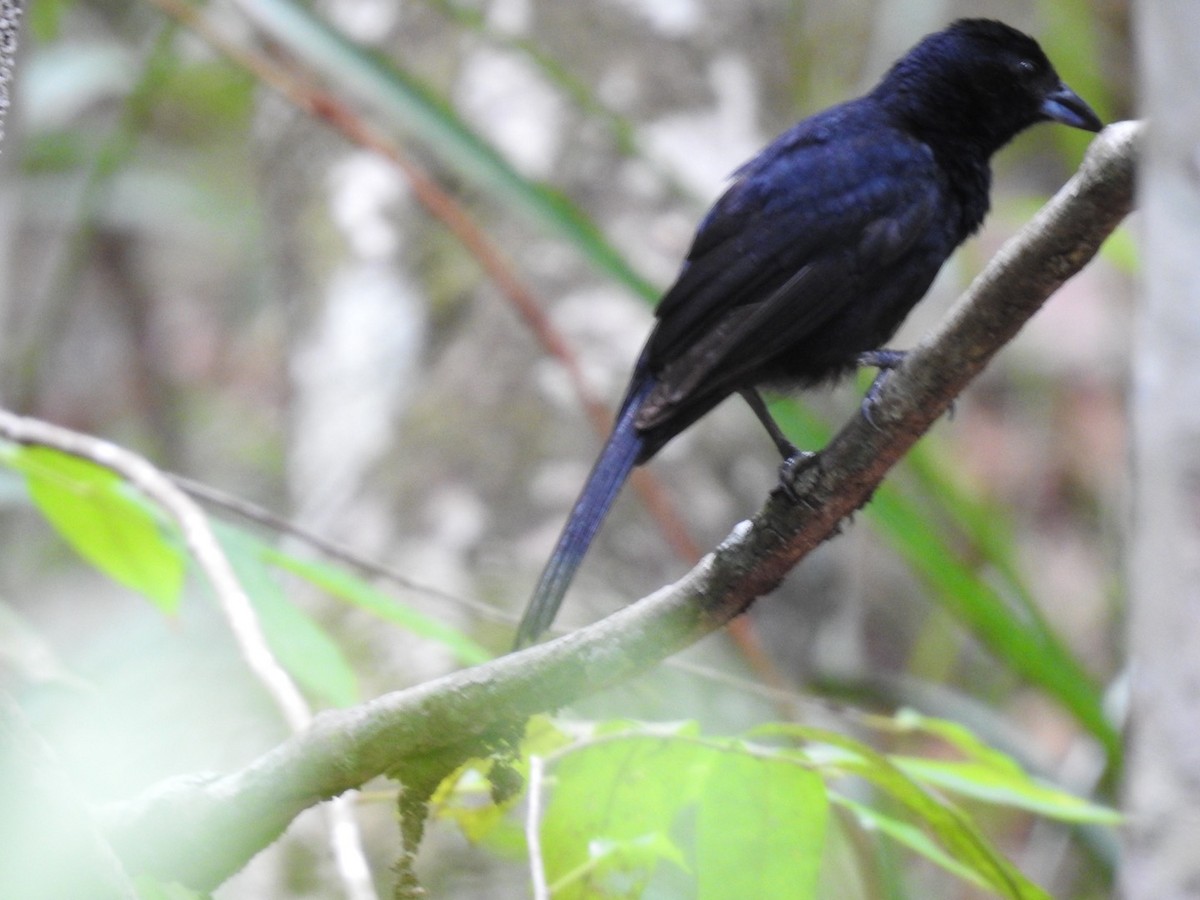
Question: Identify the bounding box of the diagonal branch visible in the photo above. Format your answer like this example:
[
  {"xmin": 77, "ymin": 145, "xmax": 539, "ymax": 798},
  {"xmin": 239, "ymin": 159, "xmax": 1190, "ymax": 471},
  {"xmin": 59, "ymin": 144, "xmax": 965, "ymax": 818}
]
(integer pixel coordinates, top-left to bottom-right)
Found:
[{"xmin": 101, "ymin": 121, "xmax": 1140, "ymax": 891}]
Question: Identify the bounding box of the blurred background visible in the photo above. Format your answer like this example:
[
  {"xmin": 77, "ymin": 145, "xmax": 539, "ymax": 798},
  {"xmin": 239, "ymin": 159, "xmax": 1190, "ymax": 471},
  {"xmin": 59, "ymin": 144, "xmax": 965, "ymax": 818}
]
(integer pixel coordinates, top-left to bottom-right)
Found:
[{"xmin": 0, "ymin": 0, "xmax": 1134, "ymax": 896}]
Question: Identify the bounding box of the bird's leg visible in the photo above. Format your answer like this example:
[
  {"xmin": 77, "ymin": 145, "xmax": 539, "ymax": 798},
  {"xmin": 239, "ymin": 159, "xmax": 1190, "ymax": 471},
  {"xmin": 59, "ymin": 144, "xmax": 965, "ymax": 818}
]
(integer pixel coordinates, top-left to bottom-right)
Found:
[
  {"xmin": 739, "ymin": 388, "xmax": 818, "ymax": 503},
  {"xmin": 855, "ymin": 349, "xmax": 907, "ymax": 427},
  {"xmin": 740, "ymin": 388, "xmax": 798, "ymax": 459}
]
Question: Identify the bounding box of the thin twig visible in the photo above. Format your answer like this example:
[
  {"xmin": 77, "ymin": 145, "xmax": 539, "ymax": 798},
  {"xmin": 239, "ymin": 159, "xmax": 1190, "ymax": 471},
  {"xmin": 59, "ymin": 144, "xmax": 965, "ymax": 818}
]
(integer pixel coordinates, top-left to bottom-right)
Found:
[
  {"xmin": 173, "ymin": 473, "xmax": 510, "ymax": 624},
  {"xmin": 326, "ymin": 794, "xmax": 377, "ymax": 900},
  {"xmin": 0, "ymin": 410, "xmax": 312, "ymax": 733},
  {"xmin": 0, "ymin": 410, "xmax": 392, "ymax": 893},
  {"xmin": 526, "ymin": 755, "xmax": 549, "ymax": 900}
]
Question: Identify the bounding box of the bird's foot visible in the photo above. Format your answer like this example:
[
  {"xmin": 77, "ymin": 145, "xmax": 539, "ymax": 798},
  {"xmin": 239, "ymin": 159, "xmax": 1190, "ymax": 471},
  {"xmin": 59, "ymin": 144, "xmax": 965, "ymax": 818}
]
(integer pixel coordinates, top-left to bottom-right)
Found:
[
  {"xmin": 778, "ymin": 450, "xmax": 821, "ymax": 505},
  {"xmin": 856, "ymin": 349, "xmax": 907, "ymax": 428},
  {"xmin": 856, "ymin": 349, "xmax": 956, "ymax": 426}
]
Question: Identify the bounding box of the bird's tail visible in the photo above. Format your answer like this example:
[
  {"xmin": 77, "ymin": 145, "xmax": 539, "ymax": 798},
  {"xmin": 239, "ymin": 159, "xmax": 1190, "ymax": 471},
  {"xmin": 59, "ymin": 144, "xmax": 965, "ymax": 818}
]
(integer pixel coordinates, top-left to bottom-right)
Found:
[{"xmin": 512, "ymin": 376, "xmax": 655, "ymax": 649}]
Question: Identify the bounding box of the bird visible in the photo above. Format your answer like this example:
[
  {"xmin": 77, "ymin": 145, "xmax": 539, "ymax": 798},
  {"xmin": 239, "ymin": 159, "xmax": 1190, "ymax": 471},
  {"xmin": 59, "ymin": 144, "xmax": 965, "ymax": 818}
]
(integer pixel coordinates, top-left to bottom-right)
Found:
[{"xmin": 513, "ymin": 18, "xmax": 1102, "ymax": 649}]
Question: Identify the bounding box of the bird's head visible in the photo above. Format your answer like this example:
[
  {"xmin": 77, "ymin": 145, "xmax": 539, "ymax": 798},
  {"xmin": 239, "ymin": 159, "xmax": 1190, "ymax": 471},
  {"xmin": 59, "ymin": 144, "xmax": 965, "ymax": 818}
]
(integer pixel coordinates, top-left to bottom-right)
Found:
[{"xmin": 877, "ymin": 19, "xmax": 1103, "ymax": 154}]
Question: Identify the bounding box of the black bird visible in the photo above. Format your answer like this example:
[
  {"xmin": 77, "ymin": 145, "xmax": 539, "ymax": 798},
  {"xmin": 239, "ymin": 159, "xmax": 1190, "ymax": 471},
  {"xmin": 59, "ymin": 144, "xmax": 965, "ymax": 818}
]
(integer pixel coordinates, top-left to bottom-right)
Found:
[{"xmin": 514, "ymin": 19, "xmax": 1102, "ymax": 649}]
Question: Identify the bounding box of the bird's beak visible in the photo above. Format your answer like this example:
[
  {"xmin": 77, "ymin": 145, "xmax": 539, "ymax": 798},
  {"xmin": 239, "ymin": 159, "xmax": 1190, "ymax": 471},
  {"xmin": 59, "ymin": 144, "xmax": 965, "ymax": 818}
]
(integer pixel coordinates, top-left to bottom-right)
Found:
[{"xmin": 1041, "ymin": 81, "xmax": 1103, "ymax": 133}]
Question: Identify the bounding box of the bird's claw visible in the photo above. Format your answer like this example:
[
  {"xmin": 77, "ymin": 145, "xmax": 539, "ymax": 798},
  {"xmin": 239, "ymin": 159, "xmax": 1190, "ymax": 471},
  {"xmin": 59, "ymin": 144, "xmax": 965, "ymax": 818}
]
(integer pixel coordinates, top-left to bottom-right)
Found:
[
  {"xmin": 778, "ymin": 450, "xmax": 820, "ymax": 504},
  {"xmin": 856, "ymin": 349, "xmax": 907, "ymax": 429},
  {"xmin": 860, "ymin": 371, "xmax": 890, "ymax": 428}
]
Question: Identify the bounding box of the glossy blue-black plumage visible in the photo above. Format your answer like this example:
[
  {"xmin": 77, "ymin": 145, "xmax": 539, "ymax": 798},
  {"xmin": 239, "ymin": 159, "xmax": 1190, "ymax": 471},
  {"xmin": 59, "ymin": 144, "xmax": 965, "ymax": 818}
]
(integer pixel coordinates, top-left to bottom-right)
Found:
[
  {"xmin": 513, "ymin": 19, "xmax": 1101, "ymax": 649},
  {"xmin": 515, "ymin": 377, "xmax": 653, "ymax": 645}
]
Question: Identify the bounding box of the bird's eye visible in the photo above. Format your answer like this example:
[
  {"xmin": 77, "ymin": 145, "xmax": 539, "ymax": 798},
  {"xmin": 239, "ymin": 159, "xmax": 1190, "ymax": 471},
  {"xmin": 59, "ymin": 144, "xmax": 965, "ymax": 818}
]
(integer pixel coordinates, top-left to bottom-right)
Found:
[{"xmin": 1015, "ymin": 59, "xmax": 1037, "ymax": 78}]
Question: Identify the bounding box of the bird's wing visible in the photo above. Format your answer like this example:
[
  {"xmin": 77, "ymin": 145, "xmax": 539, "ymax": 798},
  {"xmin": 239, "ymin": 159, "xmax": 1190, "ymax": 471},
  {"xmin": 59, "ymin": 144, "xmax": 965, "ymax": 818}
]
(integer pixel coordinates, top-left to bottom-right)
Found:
[{"xmin": 639, "ymin": 126, "xmax": 942, "ymax": 427}]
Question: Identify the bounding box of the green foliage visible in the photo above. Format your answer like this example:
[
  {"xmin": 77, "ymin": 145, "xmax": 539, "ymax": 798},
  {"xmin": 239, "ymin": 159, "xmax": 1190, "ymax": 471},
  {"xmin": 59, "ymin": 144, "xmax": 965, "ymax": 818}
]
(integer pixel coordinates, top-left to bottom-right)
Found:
[
  {"xmin": 538, "ymin": 722, "xmax": 706, "ymax": 897},
  {"xmin": 885, "ymin": 710, "xmax": 1119, "ymax": 824},
  {"xmin": 435, "ymin": 714, "xmax": 1118, "ymax": 899},
  {"xmin": 133, "ymin": 875, "xmax": 210, "ymax": 900},
  {"xmin": 0, "ymin": 443, "xmax": 487, "ymax": 706},
  {"xmin": 696, "ymin": 748, "xmax": 827, "ymax": 899},
  {"xmin": 1, "ymin": 444, "xmax": 186, "ymax": 612},
  {"xmin": 26, "ymin": 0, "xmax": 71, "ymax": 42},
  {"xmin": 217, "ymin": 523, "xmax": 361, "ymax": 707},
  {"xmin": 868, "ymin": 485, "xmax": 1114, "ymax": 758},
  {"xmin": 262, "ymin": 545, "xmax": 492, "ymax": 666},
  {"xmin": 759, "ymin": 722, "xmax": 1051, "ymax": 899}
]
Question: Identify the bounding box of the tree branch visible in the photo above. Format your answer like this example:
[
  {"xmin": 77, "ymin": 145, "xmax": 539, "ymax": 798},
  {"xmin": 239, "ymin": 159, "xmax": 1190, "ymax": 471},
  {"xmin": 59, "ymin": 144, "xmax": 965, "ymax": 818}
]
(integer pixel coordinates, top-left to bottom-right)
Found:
[
  {"xmin": 101, "ymin": 121, "xmax": 1140, "ymax": 890},
  {"xmin": 0, "ymin": 412, "xmax": 387, "ymax": 897},
  {"xmin": 0, "ymin": 0, "xmax": 20, "ymax": 149}
]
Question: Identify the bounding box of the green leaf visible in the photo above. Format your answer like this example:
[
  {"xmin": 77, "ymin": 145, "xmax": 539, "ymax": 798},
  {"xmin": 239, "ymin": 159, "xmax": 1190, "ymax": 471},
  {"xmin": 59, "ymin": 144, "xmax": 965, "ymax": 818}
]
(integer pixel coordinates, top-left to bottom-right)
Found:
[
  {"xmin": 889, "ymin": 709, "xmax": 1027, "ymax": 774},
  {"xmin": 867, "ymin": 485, "xmax": 1115, "ymax": 759},
  {"xmin": 218, "ymin": 524, "xmax": 359, "ymax": 707},
  {"xmin": 3, "ymin": 445, "xmax": 185, "ymax": 612},
  {"xmin": 134, "ymin": 874, "xmax": 210, "ymax": 900},
  {"xmin": 27, "ymin": 0, "xmax": 70, "ymax": 41},
  {"xmin": 831, "ymin": 793, "xmax": 991, "ymax": 891},
  {"xmin": 434, "ymin": 716, "xmax": 574, "ymax": 852},
  {"xmin": 892, "ymin": 710, "xmax": 1032, "ymax": 777},
  {"xmin": 433, "ymin": 764, "xmax": 514, "ymax": 847},
  {"xmin": 696, "ymin": 748, "xmax": 828, "ymax": 900},
  {"xmin": 892, "ymin": 758, "xmax": 1121, "ymax": 825},
  {"xmin": 755, "ymin": 723, "xmax": 1051, "ymax": 900},
  {"xmin": 539, "ymin": 731, "xmax": 714, "ymax": 898},
  {"xmin": 521, "ymin": 713, "xmax": 581, "ymax": 756},
  {"xmin": 262, "ymin": 548, "xmax": 491, "ymax": 666},
  {"xmin": 552, "ymin": 833, "xmax": 687, "ymax": 896}
]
